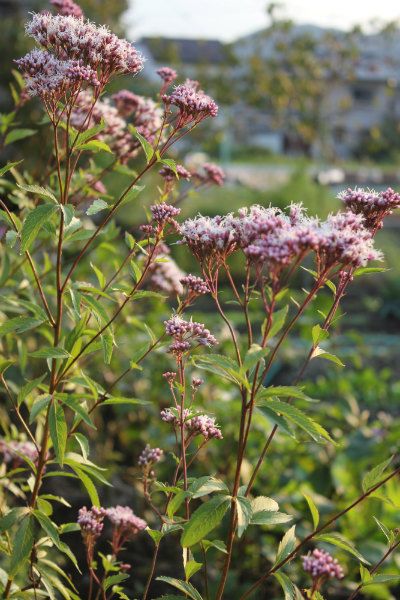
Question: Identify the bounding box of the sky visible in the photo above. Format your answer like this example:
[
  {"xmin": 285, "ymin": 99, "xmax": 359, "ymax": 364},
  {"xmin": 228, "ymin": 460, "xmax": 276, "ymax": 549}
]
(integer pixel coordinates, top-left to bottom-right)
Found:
[{"xmin": 124, "ymin": 0, "xmax": 400, "ymax": 42}]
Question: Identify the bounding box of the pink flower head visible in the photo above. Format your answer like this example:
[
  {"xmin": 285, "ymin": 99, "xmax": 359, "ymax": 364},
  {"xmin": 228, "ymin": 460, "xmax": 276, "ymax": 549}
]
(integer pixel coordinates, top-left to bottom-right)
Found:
[
  {"xmin": 180, "ymin": 274, "xmax": 210, "ymax": 295},
  {"xmin": 150, "ymin": 203, "xmax": 181, "ymax": 226},
  {"xmin": 25, "ymin": 13, "xmax": 144, "ymax": 82},
  {"xmin": 302, "ymin": 548, "xmax": 344, "ymax": 580},
  {"xmin": 179, "ymin": 214, "xmax": 236, "ymax": 263},
  {"xmin": 15, "ymin": 49, "xmax": 99, "ymax": 98},
  {"xmin": 78, "ymin": 506, "xmax": 106, "ymax": 538},
  {"xmin": 164, "ymin": 315, "xmax": 217, "ymax": 355},
  {"xmin": 50, "ymin": 0, "xmax": 83, "ymax": 18},
  {"xmin": 163, "ymin": 83, "xmax": 218, "ymax": 125},
  {"xmin": 194, "ymin": 163, "xmax": 226, "ymax": 186},
  {"xmin": 157, "ymin": 66, "xmax": 177, "ymax": 85},
  {"xmin": 149, "ymin": 249, "xmax": 185, "ymax": 296},
  {"xmin": 338, "ymin": 186, "xmax": 400, "ymax": 231},
  {"xmin": 106, "ymin": 506, "xmax": 147, "ymax": 536},
  {"xmin": 186, "ymin": 414, "xmax": 223, "ymax": 440},
  {"xmin": 159, "ymin": 164, "xmax": 192, "ymax": 182},
  {"xmin": 138, "ymin": 444, "xmax": 163, "ymax": 467}
]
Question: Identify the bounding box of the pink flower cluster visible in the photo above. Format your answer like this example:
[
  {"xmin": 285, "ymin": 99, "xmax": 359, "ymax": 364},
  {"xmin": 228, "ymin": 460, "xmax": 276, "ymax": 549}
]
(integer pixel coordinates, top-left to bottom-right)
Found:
[
  {"xmin": 25, "ymin": 12, "xmax": 144, "ymax": 80},
  {"xmin": 16, "ymin": 48, "xmax": 99, "ymax": 97},
  {"xmin": 338, "ymin": 186, "xmax": 400, "ymax": 230},
  {"xmin": 179, "ymin": 203, "xmax": 384, "ymax": 275},
  {"xmin": 302, "ymin": 548, "xmax": 344, "ymax": 580},
  {"xmin": 0, "ymin": 439, "xmax": 39, "ymax": 466},
  {"xmin": 179, "ymin": 214, "xmax": 236, "ymax": 262},
  {"xmin": 165, "ymin": 315, "xmax": 217, "ymax": 354},
  {"xmin": 70, "ymin": 90, "xmax": 162, "ymax": 163},
  {"xmin": 180, "ymin": 274, "xmax": 210, "ymax": 295},
  {"xmin": 112, "ymin": 90, "xmax": 163, "ymax": 145},
  {"xmin": 78, "ymin": 506, "xmax": 106, "ymax": 538},
  {"xmin": 106, "ymin": 506, "xmax": 147, "ymax": 537},
  {"xmin": 149, "ymin": 244, "xmax": 185, "ymax": 296},
  {"xmin": 186, "ymin": 414, "xmax": 223, "ymax": 439},
  {"xmin": 159, "ymin": 164, "xmax": 192, "ymax": 182},
  {"xmin": 157, "ymin": 66, "xmax": 178, "ymax": 85},
  {"xmin": 161, "ymin": 407, "xmax": 222, "ymax": 440},
  {"xmin": 150, "ymin": 203, "xmax": 181, "ymax": 225},
  {"xmin": 138, "ymin": 444, "xmax": 164, "ymax": 467},
  {"xmin": 50, "ymin": 0, "xmax": 83, "ymax": 18},
  {"xmin": 193, "ymin": 162, "xmax": 226, "ymax": 187},
  {"xmin": 163, "ymin": 82, "xmax": 218, "ymax": 124}
]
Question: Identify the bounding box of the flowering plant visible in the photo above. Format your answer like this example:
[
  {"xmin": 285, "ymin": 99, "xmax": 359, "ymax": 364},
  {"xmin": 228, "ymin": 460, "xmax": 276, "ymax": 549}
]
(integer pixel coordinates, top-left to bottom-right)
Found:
[{"xmin": 0, "ymin": 2, "xmax": 399, "ymax": 599}]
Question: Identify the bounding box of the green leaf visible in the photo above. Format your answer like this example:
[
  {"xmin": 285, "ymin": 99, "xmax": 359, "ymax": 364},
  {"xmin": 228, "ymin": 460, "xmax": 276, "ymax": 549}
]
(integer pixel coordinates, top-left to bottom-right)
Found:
[
  {"xmin": 5, "ymin": 230, "xmax": 17, "ymax": 248},
  {"xmin": 77, "ymin": 139, "xmax": 113, "ymax": 153},
  {"xmin": 18, "ymin": 183, "xmax": 57, "ymax": 204},
  {"xmin": 275, "ymin": 525, "xmax": 296, "ymax": 565},
  {"xmin": 147, "ymin": 528, "xmax": 164, "ymax": 544},
  {"xmin": 33, "ymin": 510, "xmax": 61, "ymax": 548},
  {"xmin": 303, "ymin": 493, "xmax": 319, "ymax": 529},
  {"xmin": 315, "ymin": 533, "xmax": 370, "ymax": 564},
  {"xmin": 68, "ymin": 464, "xmax": 99, "ymax": 506},
  {"xmin": 5, "ymin": 128, "xmax": 36, "ymax": 145},
  {"xmin": 185, "ymin": 560, "xmax": 202, "ymax": 581},
  {"xmin": 257, "ymin": 397, "xmax": 335, "ymax": 444},
  {"xmin": 0, "ymin": 507, "xmax": 29, "ymax": 532},
  {"xmin": 312, "ymin": 324, "xmax": 329, "ymax": 346},
  {"xmin": 119, "ymin": 184, "xmax": 145, "ymax": 208},
  {"xmin": 0, "ymin": 316, "xmax": 45, "ymax": 337},
  {"xmin": 49, "ymin": 401, "xmax": 67, "ymax": 467},
  {"xmin": 362, "ymin": 457, "xmax": 393, "ymax": 492},
  {"xmin": 189, "ymin": 476, "xmax": 229, "ymax": 498},
  {"xmin": 273, "ymin": 572, "xmax": 298, "ymax": 600},
  {"xmin": 100, "ymin": 397, "xmax": 150, "ymax": 406},
  {"xmin": 250, "ymin": 511, "xmax": 292, "ymax": 526},
  {"xmin": 243, "ymin": 344, "xmax": 270, "ymax": 371},
  {"xmin": 359, "ymin": 564, "xmax": 372, "ymax": 583},
  {"xmin": 156, "ymin": 577, "xmax": 203, "ymax": 600},
  {"xmin": 236, "ymin": 496, "xmax": 252, "ymax": 538},
  {"xmin": 101, "ymin": 332, "xmax": 113, "ymax": 365},
  {"xmin": 29, "ymin": 394, "xmax": 51, "ymax": 423},
  {"xmin": 130, "ymin": 126, "xmax": 154, "ymax": 162},
  {"xmin": 354, "ymin": 266, "xmax": 388, "ymax": 277},
  {"xmin": 181, "ymin": 496, "xmax": 231, "ymax": 548},
  {"xmin": 0, "ymin": 160, "xmax": 23, "ymax": 177},
  {"xmin": 86, "ymin": 199, "xmax": 108, "ymax": 215},
  {"xmin": 21, "ymin": 204, "xmax": 58, "ymax": 251},
  {"xmin": 311, "ymin": 346, "xmax": 345, "ymax": 367},
  {"xmin": 18, "ymin": 374, "xmax": 46, "ymax": 406},
  {"xmin": 9, "ymin": 515, "xmax": 35, "ymax": 577},
  {"xmin": 257, "ymin": 385, "xmax": 313, "ymax": 402},
  {"xmin": 104, "ymin": 573, "xmax": 129, "ymax": 591},
  {"xmin": 267, "ymin": 305, "xmax": 289, "ymax": 338},
  {"xmin": 30, "ymin": 347, "xmax": 70, "ymax": 359},
  {"xmin": 62, "ymin": 397, "xmax": 95, "ymax": 429},
  {"xmin": 201, "ymin": 539, "xmax": 227, "ymax": 554},
  {"xmin": 167, "ymin": 491, "xmax": 191, "ymax": 518},
  {"xmin": 365, "ymin": 574, "xmax": 400, "ymax": 585}
]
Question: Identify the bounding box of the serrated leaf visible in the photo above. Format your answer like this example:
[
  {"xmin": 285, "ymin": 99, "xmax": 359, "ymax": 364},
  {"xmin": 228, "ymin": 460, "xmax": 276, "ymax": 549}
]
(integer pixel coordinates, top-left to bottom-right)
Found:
[
  {"xmin": 30, "ymin": 347, "xmax": 70, "ymax": 359},
  {"xmin": 77, "ymin": 140, "xmax": 112, "ymax": 153},
  {"xmin": 104, "ymin": 573, "xmax": 129, "ymax": 591},
  {"xmin": 362, "ymin": 457, "xmax": 393, "ymax": 492},
  {"xmin": 243, "ymin": 344, "xmax": 270, "ymax": 371},
  {"xmin": 167, "ymin": 491, "xmax": 191, "ymax": 518},
  {"xmin": 18, "ymin": 373, "xmax": 46, "ymax": 407},
  {"xmin": 21, "ymin": 204, "xmax": 58, "ymax": 251},
  {"xmin": 236, "ymin": 496, "xmax": 253, "ymax": 538},
  {"xmin": 29, "ymin": 394, "xmax": 51, "ymax": 423},
  {"xmin": 189, "ymin": 476, "xmax": 229, "ymax": 498},
  {"xmin": 354, "ymin": 267, "xmax": 388, "ymax": 277},
  {"xmin": 201, "ymin": 539, "xmax": 227, "ymax": 554},
  {"xmin": 0, "ymin": 316, "xmax": 45, "ymax": 337},
  {"xmin": 275, "ymin": 525, "xmax": 296, "ymax": 565},
  {"xmin": 156, "ymin": 577, "xmax": 203, "ymax": 600},
  {"xmin": 258, "ymin": 397, "xmax": 335, "ymax": 444},
  {"xmin": 9, "ymin": 514, "xmax": 35, "ymax": 576},
  {"xmin": 312, "ymin": 324, "xmax": 329, "ymax": 346},
  {"xmin": 86, "ymin": 199, "xmax": 108, "ymax": 215},
  {"xmin": 303, "ymin": 493, "xmax": 319, "ymax": 529},
  {"xmin": 18, "ymin": 183, "xmax": 57, "ymax": 203},
  {"xmin": 49, "ymin": 401, "xmax": 67, "ymax": 467},
  {"xmin": 181, "ymin": 496, "xmax": 231, "ymax": 548},
  {"xmin": 0, "ymin": 160, "xmax": 23, "ymax": 177},
  {"xmin": 315, "ymin": 533, "xmax": 370, "ymax": 564}
]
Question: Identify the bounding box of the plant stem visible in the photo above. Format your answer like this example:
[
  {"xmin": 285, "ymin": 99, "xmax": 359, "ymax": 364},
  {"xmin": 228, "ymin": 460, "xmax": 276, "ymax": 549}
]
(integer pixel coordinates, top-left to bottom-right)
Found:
[
  {"xmin": 347, "ymin": 539, "xmax": 400, "ymax": 600},
  {"xmin": 142, "ymin": 542, "xmax": 160, "ymax": 600}
]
